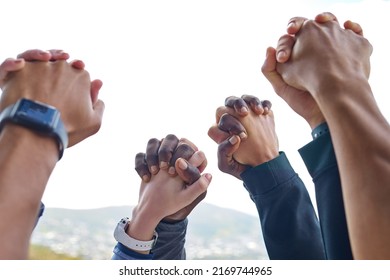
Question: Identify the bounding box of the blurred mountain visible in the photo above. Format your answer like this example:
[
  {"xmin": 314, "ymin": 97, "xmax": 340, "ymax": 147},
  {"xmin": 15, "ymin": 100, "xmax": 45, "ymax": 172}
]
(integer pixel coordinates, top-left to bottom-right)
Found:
[{"xmin": 31, "ymin": 203, "xmax": 268, "ymax": 260}]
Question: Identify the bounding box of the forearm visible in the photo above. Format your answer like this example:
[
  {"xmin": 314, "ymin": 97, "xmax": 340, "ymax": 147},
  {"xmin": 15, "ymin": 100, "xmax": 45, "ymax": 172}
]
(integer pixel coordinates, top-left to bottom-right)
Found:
[
  {"xmin": 0, "ymin": 125, "xmax": 57, "ymax": 259},
  {"xmin": 114, "ymin": 202, "xmax": 186, "ymax": 259},
  {"xmin": 241, "ymin": 153, "xmax": 325, "ymax": 260},
  {"xmin": 112, "ymin": 219, "xmax": 188, "ymax": 260},
  {"xmin": 314, "ymin": 79, "xmax": 390, "ymax": 259}
]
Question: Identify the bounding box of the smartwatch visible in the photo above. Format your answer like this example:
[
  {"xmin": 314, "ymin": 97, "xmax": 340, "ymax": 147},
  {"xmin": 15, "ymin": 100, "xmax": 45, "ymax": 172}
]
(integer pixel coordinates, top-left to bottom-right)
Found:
[
  {"xmin": 114, "ymin": 217, "xmax": 158, "ymax": 251},
  {"xmin": 0, "ymin": 98, "xmax": 68, "ymax": 159}
]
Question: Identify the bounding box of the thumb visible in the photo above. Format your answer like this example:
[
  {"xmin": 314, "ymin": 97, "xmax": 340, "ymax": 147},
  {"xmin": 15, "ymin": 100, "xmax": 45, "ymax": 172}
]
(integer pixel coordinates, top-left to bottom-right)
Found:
[
  {"xmin": 261, "ymin": 47, "xmax": 286, "ymax": 95},
  {"xmin": 175, "ymin": 158, "xmax": 201, "ymax": 185},
  {"xmin": 93, "ymin": 99, "xmax": 105, "ymax": 124},
  {"xmin": 208, "ymin": 124, "xmax": 230, "ymax": 144},
  {"xmin": 90, "ymin": 79, "xmax": 103, "ymax": 104},
  {"xmin": 0, "ymin": 58, "xmax": 25, "ymax": 88},
  {"xmin": 181, "ymin": 173, "xmax": 212, "ymax": 205}
]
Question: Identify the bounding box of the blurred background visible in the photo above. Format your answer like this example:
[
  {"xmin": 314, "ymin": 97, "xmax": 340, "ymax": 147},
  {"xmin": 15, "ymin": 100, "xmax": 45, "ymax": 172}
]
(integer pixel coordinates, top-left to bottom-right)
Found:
[{"xmin": 1, "ymin": 0, "xmax": 388, "ymax": 259}]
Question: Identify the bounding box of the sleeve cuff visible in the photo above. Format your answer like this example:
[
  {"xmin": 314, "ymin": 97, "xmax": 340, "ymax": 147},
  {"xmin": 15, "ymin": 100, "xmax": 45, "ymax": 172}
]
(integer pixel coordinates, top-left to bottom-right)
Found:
[
  {"xmin": 311, "ymin": 122, "xmax": 329, "ymax": 140},
  {"xmin": 299, "ymin": 131, "xmax": 337, "ymax": 178},
  {"xmin": 112, "ymin": 242, "xmax": 154, "ymax": 260},
  {"xmin": 241, "ymin": 152, "xmax": 296, "ymax": 197}
]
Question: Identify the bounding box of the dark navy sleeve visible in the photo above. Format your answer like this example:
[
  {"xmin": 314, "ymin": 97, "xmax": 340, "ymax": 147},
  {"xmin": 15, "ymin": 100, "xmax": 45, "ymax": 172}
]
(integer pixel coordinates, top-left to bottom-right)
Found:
[
  {"xmin": 241, "ymin": 152, "xmax": 325, "ymax": 260},
  {"xmin": 299, "ymin": 131, "xmax": 353, "ymax": 259},
  {"xmin": 152, "ymin": 219, "xmax": 187, "ymax": 260}
]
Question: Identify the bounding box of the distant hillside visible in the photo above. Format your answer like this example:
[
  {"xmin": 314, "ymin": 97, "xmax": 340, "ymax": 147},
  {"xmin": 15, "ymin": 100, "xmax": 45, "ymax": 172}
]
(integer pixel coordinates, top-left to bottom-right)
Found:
[{"xmin": 31, "ymin": 203, "xmax": 268, "ymax": 260}]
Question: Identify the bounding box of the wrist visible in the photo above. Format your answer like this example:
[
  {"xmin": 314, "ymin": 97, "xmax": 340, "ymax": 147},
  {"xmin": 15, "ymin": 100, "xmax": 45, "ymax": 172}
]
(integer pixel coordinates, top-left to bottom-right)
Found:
[
  {"xmin": 246, "ymin": 147, "xmax": 279, "ymax": 167},
  {"xmin": 312, "ymin": 72, "xmax": 370, "ymax": 102},
  {"xmin": 0, "ymin": 124, "xmax": 58, "ymax": 173},
  {"xmin": 125, "ymin": 208, "xmax": 161, "ymax": 254},
  {"xmin": 314, "ymin": 77, "xmax": 377, "ymax": 123},
  {"xmin": 306, "ymin": 114, "xmax": 326, "ymax": 131},
  {"xmin": 114, "ymin": 217, "xmax": 158, "ymax": 255},
  {"xmin": 126, "ymin": 217, "xmax": 158, "ymax": 242},
  {"xmin": 0, "ymin": 98, "xmax": 68, "ymax": 159}
]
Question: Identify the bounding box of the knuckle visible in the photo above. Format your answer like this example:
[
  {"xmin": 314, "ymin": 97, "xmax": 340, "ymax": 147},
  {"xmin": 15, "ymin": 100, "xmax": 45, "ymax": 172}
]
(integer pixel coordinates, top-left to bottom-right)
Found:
[
  {"xmin": 216, "ymin": 106, "xmax": 229, "ymax": 117},
  {"xmin": 159, "ymin": 146, "xmax": 173, "ymax": 159},
  {"xmin": 146, "ymin": 152, "xmax": 158, "ymax": 164},
  {"xmin": 165, "ymin": 134, "xmax": 179, "ymax": 142},
  {"xmin": 135, "ymin": 153, "xmax": 146, "ymax": 166},
  {"xmin": 147, "ymin": 138, "xmax": 159, "ymax": 146},
  {"xmin": 176, "ymin": 143, "xmax": 195, "ymax": 155}
]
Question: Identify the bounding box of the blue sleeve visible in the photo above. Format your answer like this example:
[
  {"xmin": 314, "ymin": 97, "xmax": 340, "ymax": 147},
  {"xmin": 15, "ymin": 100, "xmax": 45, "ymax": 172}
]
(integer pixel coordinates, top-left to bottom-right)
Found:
[
  {"xmin": 111, "ymin": 219, "xmax": 187, "ymax": 260},
  {"xmin": 34, "ymin": 202, "xmax": 45, "ymax": 228},
  {"xmin": 241, "ymin": 152, "xmax": 325, "ymax": 260},
  {"xmin": 299, "ymin": 132, "xmax": 353, "ymax": 259},
  {"xmin": 112, "ymin": 243, "xmax": 154, "ymax": 260}
]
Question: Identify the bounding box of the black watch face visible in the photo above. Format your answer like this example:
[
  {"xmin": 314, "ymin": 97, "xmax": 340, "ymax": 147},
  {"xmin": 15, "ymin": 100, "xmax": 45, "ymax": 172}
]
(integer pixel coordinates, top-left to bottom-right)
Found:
[{"xmin": 15, "ymin": 99, "xmax": 59, "ymax": 131}]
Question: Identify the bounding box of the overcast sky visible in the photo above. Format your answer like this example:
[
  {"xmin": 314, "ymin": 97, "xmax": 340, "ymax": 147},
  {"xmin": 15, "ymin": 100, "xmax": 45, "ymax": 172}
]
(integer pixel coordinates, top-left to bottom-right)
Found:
[{"xmin": 1, "ymin": 0, "xmax": 389, "ymax": 216}]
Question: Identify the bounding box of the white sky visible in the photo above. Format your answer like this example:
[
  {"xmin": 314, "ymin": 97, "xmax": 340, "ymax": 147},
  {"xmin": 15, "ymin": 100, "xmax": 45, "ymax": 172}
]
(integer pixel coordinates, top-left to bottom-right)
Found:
[{"xmin": 1, "ymin": 0, "xmax": 389, "ymax": 216}]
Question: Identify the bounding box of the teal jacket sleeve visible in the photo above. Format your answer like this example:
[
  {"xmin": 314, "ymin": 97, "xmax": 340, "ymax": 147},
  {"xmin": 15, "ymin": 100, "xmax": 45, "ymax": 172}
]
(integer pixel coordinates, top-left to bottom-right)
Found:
[
  {"xmin": 299, "ymin": 132, "xmax": 353, "ymax": 259},
  {"xmin": 241, "ymin": 152, "xmax": 326, "ymax": 260}
]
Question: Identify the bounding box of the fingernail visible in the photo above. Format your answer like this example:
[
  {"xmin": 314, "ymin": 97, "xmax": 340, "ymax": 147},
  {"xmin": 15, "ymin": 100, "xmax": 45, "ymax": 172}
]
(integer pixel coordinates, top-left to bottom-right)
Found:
[
  {"xmin": 240, "ymin": 107, "xmax": 248, "ymax": 114},
  {"xmin": 168, "ymin": 166, "xmax": 176, "ymax": 175},
  {"xmin": 239, "ymin": 132, "xmax": 247, "ymax": 139},
  {"xmin": 160, "ymin": 161, "xmax": 168, "ymax": 169},
  {"xmin": 14, "ymin": 59, "xmax": 23, "ymax": 64},
  {"xmin": 150, "ymin": 165, "xmax": 158, "ymax": 174},
  {"xmin": 205, "ymin": 173, "xmax": 212, "ymax": 182},
  {"xmin": 277, "ymin": 51, "xmax": 286, "ymax": 62},
  {"xmin": 39, "ymin": 50, "xmax": 50, "ymax": 55},
  {"xmin": 142, "ymin": 175, "xmax": 150, "ymax": 182},
  {"xmin": 178, "ymin": 159, "xmax": 188, "ymax": 170},
  {"xmin": 287, "ymin": 21, "xmax": 295, "ymax": 29},
  {"xmin": 190, "ymin": 152, "xmax": 201, "ymax": 163},
  {"xmin": 229, "ymin": 136, "xmax": 238, "ymax": 145},
  {"xmin": 59, "ymin": 51, "xmax": 69, "ymax": 56}
]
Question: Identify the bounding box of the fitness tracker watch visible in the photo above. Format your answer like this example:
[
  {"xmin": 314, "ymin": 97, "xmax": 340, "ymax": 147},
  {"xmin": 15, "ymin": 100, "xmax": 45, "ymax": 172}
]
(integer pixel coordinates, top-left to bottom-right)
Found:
[
  {"xmin": 0, "ymin": 98, "xmax": 68, "ymax": 159},
  {"xmin": 114, "ymin": 217, "xmax": 158, "ymax": 251}
]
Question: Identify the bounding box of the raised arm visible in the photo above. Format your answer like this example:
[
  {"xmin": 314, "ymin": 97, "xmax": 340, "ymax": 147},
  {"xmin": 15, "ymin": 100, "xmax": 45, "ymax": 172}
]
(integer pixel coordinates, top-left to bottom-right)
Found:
[
  {"xmin": 276, "ymin": 12, "xmax": 390, "ymax": 259},
  {"xmin": 262, "ymin": 15, "xmax": 353, "ymax": 259},
  {"xmin": 208, "ymin": 96, "xmax": 325, "ymax": 259},
  {"xmin": 0, "ymin": 52, "xmax": 104, "ymax": 259},
  {"xmin": 112, "ymin": 134, "xmax": 211, "ymax": 260}
]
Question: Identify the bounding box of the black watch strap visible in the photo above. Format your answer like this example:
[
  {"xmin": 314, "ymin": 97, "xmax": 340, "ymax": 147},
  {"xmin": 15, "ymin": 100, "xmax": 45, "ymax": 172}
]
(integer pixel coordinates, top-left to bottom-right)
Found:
[{"xmin": 0, "ymin": 98, "xmax": 68, "ymax": 160}]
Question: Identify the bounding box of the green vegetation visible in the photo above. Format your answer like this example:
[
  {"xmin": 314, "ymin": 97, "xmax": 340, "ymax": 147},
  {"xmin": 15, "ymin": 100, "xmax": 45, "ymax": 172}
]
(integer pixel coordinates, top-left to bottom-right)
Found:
[{"xmin": 29, "ymin": 244, "xmax": 81, "ymax": 260}]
